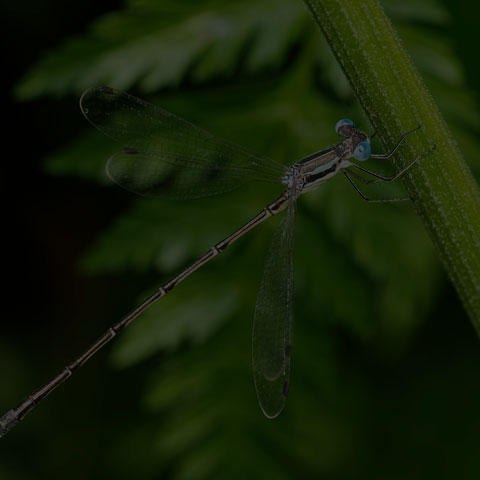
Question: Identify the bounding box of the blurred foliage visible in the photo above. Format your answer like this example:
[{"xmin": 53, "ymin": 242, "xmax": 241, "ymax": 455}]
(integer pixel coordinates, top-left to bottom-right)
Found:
[{"xmin": 5, "ymin": 0, "xmax": 480, "ymax": 478}]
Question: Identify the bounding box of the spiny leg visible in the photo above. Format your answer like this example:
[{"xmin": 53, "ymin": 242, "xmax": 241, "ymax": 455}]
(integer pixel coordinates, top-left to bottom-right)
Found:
[
  {"xmin": 370, "ymin": 124, "xmax": 422, "ymax": 160},
  {"xmin": 352, "ymin": 144, "xmax": 436, "ymax": 185},
  {"xmin": 346, "ymin": 168, "xmax": 378, "ymax": 185},
  {"xmin": 343, "ymin": 171, "xmax": 410, "ymax": 203}
]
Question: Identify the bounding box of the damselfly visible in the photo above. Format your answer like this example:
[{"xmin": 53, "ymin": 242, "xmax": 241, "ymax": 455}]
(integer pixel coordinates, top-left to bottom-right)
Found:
[{"xmin": 0, "ymin": 86, "xmax": 434, "ymax": 438}]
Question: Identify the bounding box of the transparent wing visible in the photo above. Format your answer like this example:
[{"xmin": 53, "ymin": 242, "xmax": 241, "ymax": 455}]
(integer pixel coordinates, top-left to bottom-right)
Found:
[
  {"xmin": 252, "ymin": 194, "xmax": 296, "ymax": 418},
  {"xmin": 80, "ymin": 87, "xmax": 287, "ymax": 199}
]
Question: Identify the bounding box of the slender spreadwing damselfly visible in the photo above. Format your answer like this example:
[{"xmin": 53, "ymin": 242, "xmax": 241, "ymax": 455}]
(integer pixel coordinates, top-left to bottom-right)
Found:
[{"xmin": 0, "ymin": 86, "xmax": 434, "ymax": 438}]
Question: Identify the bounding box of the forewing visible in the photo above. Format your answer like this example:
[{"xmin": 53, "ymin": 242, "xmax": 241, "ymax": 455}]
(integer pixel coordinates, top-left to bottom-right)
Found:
[{"xmin": 80, "ymin": 87, "xmax": 286, "ymax": 198}]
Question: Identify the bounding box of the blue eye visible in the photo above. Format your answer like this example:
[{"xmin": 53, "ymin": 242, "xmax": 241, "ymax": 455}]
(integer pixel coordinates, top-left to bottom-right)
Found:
[
  {"xmin": 353, "ymin": 141, "xmax": 371, "ymax": 161},
  {"xmin": 335, "ymin": 118, "xmax": 354, "ymax": 135}
]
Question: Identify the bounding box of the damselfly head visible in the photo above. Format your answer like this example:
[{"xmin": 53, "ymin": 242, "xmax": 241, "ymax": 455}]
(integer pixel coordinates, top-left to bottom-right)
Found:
[
  {"xmin": 353, "ymin": 140, "xmax": 371, "ymax": 161},
  {"xmin": 335, "ymin": 118, "xmax": 355, "ymax": 138}
]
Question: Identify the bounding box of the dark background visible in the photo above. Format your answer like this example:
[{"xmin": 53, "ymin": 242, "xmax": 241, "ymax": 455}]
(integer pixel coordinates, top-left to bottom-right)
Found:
[{"xmin": 1, "ymin": 1, "xmax": 480, "ymax": 479}]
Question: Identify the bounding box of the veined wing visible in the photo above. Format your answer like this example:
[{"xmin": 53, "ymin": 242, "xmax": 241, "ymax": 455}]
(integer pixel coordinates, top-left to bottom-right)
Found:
[
  {"xmin": 80, "ymin": 87, "xmax": 287, "ymax": 199},
  {"xmin": 252, "ymin": 193, "xmax": 296, "ymax": 418}
]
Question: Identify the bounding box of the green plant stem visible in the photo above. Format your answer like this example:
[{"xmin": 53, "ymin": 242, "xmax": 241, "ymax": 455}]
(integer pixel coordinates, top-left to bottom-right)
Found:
[{"xmin": 303, "ymin": 0, "xmax": 480, "ymax": 332}]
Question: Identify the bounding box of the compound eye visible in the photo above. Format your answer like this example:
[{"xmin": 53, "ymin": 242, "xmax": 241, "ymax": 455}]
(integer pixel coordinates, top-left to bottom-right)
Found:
[
  {"xmin": 353, "ymin": 141, "xmax": 371, "ymax": 161},
  {"xmin": 335, "ymin": 118, "xmax": 355, "ymax": 136}
]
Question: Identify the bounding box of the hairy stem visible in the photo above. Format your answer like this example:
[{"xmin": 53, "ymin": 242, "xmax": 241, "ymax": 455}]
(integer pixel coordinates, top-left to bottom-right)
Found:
[{"xmin": 304, "ymin": 0, "xmax": 480, "ymax": 331}]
